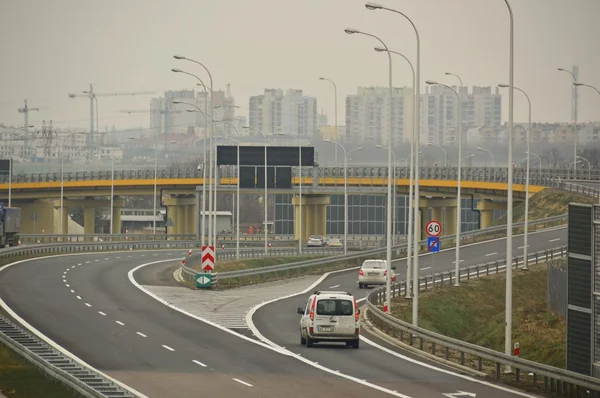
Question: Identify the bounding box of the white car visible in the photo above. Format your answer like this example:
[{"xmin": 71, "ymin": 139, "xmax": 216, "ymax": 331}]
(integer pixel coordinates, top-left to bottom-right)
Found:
[
  {"xmin": 297, "ymin": 290, "xmax": 360, "ymax": 348},
  {"xmin": 358, "ymin": 259, "xmax": 396, "ymax": 289},
  {"xmin": 307, "ymin": 235, "xmax": 326, "ymax": 247}
]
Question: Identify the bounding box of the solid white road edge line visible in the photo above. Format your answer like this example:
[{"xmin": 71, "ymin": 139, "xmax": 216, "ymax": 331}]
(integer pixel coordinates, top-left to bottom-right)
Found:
[
  {"xmin": 129, "ymin": 260, "xmax": 413, "ymax": 398},
  {"xmin": 0, "ymin": 232, "xmax": 563, "ymax": 398},
  {"xmin": 0, "ymin": 257, "xmax": 152, "ymax": 398},
  {"xmin": 245, "ymin": 267, "xmax": 541, "ymax": 398},
  {"xmin": 359, "ymin": 335, "xmax": 539, "ymax": 398}
]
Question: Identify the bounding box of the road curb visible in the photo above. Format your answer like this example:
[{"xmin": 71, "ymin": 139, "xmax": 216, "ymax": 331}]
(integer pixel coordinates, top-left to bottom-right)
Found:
[{"xmin": 360, "ymin": 306, "xmax": 488, "ymax": 378}]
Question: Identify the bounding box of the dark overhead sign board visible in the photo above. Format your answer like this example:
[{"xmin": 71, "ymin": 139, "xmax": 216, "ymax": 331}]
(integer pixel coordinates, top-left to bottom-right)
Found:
[{"xmin": 217, "ymin": 145, "xmax": 314, "ymax": 167}]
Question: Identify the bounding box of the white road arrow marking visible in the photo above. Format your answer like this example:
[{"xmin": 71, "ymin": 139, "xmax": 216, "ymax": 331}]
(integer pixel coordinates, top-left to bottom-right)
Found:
[{"xmin": 443, "ymin": 391, "xmax": 476, "ymax": 397}]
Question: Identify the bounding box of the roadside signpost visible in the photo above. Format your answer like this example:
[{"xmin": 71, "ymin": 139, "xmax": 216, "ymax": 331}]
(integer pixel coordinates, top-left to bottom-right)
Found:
[
  {"xmin": 195, "ymin": 273, "xmax": 212, "ymax": 288},
  {"xmin": 427, "ymin": 236, "xmax": 440, "ymax": 253},
  {"xmin": 426, "ymin": 220, "xmax": 441, "ymax": 237},
  {"xmin": 426, "ymin": 220, "xmax": 441, "ymax": 254},
  {"xmin": 201, "ymin": 245, "xmax": 215, "ymax": 271},
  {"xmin": 426, "ymin": 220, "xmax": 442, "ymax": 290}
]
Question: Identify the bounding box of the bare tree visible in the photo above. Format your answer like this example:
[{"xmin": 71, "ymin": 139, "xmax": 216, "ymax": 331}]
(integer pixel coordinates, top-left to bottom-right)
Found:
[
  {"xmin": 579, "ymin": 145, "xmax": 600, "ymax": 168},
  {"xmin": 542, "ymin": 147, "xmax": 563, "ymax": 168}
]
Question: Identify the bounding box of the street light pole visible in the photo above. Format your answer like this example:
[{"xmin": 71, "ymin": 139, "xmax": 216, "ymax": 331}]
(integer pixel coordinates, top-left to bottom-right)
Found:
[
  {"xmin": 243, "ymin": 126, "xmax": 268, "ymax": 254},
  {"xmin": 426, "ymin": 81, "xmax": 462, "ymax": 286},
  {"xmin": 374, "ymin": 46, "xmax": 417, "ymax": 298},
  {"xmin": 558, "ymin": 68, "xmax": 578, "ymax": 171},
  {"xmin": 476, "ymin": 146, "xmax": 495, "ymax": 167},
  {"xmin": 345, "ymin": 25, "xmax": 393, "ymax": 313},
  {"xmin": 499, "ymin": 84, "xmax": 531, "ymax": 271},
  {"xmin": 59, "ymin": 132, "xmax": 84, "ymax": 236},
  {"xmin": 319, "ymin": 78, "xmax": 339, "ymax": 166},
  {"xmin": 218, "ymin": 121, "xmax": 242, "ymax": 259},
  {"xmin": 110, "ymin": 137, "xmax": 134, "ymax": 236},
  {"xmin": 173, "ymin": 56, "xmax": 214, "ymax": 246},
  {"xmin": 503, "ymin": 0, "xmax": 516, "ymax": 370},
  {"xmin": 573, "ymin": 82, "xmax": 600, "ymax": 199},
  {"xmin": 377, "ymin": 145, "xmax": 397, "ymax": 246},
  {"xmin": 279, "ymin": 133, "xmax": 303, "ymax": 254},
  {"xmin": 365, "ymin": 2, "xmax": 422, "ymax": 321},
  {"xmin": 153, "ymin": 140, "xmax": 176, "ymax": 235},
  {"xmin": 526, "ymin": 151, "xmax": 543, "ymax": 171},
  {"xmin": 325, "ymin": 140, "xmax": 362, "ymax": 254},
  {"xmin": 427, "ymin": 143, "xmax": 447, "ymax": 167}
]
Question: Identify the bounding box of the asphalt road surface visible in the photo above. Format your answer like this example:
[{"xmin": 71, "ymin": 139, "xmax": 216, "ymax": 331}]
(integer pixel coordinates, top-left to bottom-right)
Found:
[
  {"xmin": 252, "ymin": 228, "xmax": 564, "ymax": 398},
  {"xmin": 0, "ymin": 250, "xmax": 400, "ymax": 398},
  {"xmin": 0, "ymin": 228, "xmax": 562, "ymax": 398}
]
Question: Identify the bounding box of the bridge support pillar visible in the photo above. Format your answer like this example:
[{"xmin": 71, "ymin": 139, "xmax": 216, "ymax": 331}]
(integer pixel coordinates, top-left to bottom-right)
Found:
[
  {"xmin": 476, "ymin": 200, "xmax": 508, "ymax": 229},
  {"xmin": 111, "ymin": 197, "xmax": 124, "ymax": 234},
  {"xmin": 186, "ymin": 204, "xmax": 197, "ymax": 236},
  {"xmin": 292, "ymin": 194, "xmax": 330, "ymax": 242},
  {"xmin": 84, "ymin": 207, "xmax": 95, "ymax": 236},
  {"xmin": 163, "ymin": 196, "xmax": 196, "ymax": 236},
  {"xmin": 19, "ymin": 200, "xmax": 55, "ymax": 235}
]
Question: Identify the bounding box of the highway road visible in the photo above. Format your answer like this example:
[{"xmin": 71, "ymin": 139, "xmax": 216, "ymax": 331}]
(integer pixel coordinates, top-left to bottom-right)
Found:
[
  {"xmin": 0, "ymin": 250, "xmax": 402, "ymax": 398},
  {"xmin": 0, "ymin": 227, "xmax": 564, "ymax": 397},
  {"xmin": 251, "ymin": 227, "xmax": 565, "ymax": 398}
]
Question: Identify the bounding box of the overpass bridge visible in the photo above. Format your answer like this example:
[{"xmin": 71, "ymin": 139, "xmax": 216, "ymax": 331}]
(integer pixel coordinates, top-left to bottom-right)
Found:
[{"xmin": 0, "ymin": 166, "xmax": 591, "ymax": 238}]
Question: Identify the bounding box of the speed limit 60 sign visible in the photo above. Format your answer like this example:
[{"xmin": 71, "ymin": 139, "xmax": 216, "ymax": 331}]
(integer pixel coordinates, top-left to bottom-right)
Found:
[{"xmin": 426, "ymin": 220, "xmax": 442, "ymax": 236}]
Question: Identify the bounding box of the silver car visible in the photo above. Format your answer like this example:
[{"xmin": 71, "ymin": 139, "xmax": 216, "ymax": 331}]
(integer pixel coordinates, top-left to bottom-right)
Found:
[
  {"xmin": 307, "ymin": 235, "xmax": 326, "ymax": 247},
  {"xmin": 358, "ymin": 259, "xmax": 396, "ymax": 288}
]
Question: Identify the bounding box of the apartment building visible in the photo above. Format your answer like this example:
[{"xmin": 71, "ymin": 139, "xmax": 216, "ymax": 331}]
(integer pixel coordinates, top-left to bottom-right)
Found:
[
  {"xmin": 248, "ymin": 89, "xmax": 318, "ymax": 138},
  {"xmin": 422, "ymin": 86, "xmax": 501, "ymax": 147},
  {"xmin": 345, "ymin": 86, "xmax": 414, "ymax": 145}
]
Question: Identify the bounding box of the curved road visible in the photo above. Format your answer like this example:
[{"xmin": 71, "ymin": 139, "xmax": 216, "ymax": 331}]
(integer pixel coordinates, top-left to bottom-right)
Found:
[
  {"xmin": 252, "ymin": 227, "xmax": 565, "ymax": 398},
  {"xmin": 0, "ymin": 227, "xmax": 564, "ymax": 397},
  {"xmin": 0, "ymin": 251, "xmax": 395, "ymax": 398}
]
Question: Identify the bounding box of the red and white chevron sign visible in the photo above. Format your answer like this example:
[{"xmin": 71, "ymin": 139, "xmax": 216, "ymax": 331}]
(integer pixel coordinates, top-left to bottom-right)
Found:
[{"xmin": 201, "ymin": 245, "xmax": 215, "ymax": 271}]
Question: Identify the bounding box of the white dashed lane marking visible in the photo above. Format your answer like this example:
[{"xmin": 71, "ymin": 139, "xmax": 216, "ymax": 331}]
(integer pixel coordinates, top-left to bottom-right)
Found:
[
  {"xmin": 162, "ymin": 345, "xmax": 175, "ymax": 352},
  {"xmin": 85, "ymin": 303, "xmax": 92, "ymax": 307},
  {"xmin": 98, "ymin": 311, "xmax": 107, "ymax": 316},
  {"xmin": 76, "ymin": 296, "xmax": 82, "ymax": 300},
  {"xmin": 136, "ymin": 332, "xmax": 147, "ymax": 338},
  {"xmin": 420, "ymin": 267, "xmax": 431, "ymax": 271},
  {"xmin": 65, "ymin": 284, "xmax": 70, "ymax": 288},
  {"xmin": 115, "ymin": 321, "xmax": 125, "ymax": 326},
  {"xmin": 485, "ymin": 252, "xmax": 497, "ymax": 257},
  {"xmin": 193, "ymin": 360, "xmax": 207, "ymax": 367},
  {"xmin": 233, "ymin": 378, "xmax": 253, "ymax": 387},
  {"xmin": 549, "ymin": 238, "xmax": 560, "ymax": 242},
  {"xmin": 70, "ymin": 290, "xmax": 75, "ymax": 293}
]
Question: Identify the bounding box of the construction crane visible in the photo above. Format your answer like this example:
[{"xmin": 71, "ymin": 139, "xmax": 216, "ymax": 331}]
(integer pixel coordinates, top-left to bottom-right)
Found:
[
  {"xmin": 68, "ymin": 83, "xmax": 155, "ymax": 147},
  {"xmin": 17, "ymin": 99, "xmax": 46, "ymax": 133}
]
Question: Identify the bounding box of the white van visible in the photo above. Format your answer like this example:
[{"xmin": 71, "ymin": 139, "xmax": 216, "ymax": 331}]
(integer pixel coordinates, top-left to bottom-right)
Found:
[{"xmin": 297, "ymin": 290, "xmax": 360, "ymax": 348}]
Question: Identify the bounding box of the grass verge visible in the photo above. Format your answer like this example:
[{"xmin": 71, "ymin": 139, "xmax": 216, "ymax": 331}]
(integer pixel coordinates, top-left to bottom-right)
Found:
[
  {"xmin": 491, "ymin": 188, "xmax": 595, "ymax": 226},
  {"xmin": 0, "ymin": 311, "xmax": 74, "ymax": 398},
  {"xmin": 389, "ymin": 262, "xmax": 565, "ymax": 369}
]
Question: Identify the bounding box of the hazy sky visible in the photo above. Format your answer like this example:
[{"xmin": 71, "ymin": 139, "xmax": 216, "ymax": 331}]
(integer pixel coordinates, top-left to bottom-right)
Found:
[{"xmin": 1, "ymin": 0, "xmax": 599, "ymax": 132}]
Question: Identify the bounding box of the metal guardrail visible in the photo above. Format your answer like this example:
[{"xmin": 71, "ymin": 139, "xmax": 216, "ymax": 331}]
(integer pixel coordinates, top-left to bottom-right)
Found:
[
  {"xmin": 3, "ymin": 166, "xmax": 600, "ymax": 186},
  {"xmin": 178, "ymin": 214, "xmax": 567, "ymax": 284},
  {"xmin": 0, "ymin": 315, "xmax": 136, "ymax": 397},
  {"xmin": 18, "ymin": 232, "xmax": 390, "ymax": 249},
  {"xmin": 365, "ymin": 246, "xmax": 600, "ymax": 396}
]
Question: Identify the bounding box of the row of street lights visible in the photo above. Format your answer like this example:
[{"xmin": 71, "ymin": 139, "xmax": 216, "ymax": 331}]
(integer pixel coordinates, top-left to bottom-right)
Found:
[{"xmin": 344, "ymin": 0, "xmax": 517, "ymax": 364}]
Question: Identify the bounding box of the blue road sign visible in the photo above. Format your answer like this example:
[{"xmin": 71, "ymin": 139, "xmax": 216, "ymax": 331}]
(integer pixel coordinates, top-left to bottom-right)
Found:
[{"xmin": 427, "ymin": 236, "xmax": 440, "ymax": 253}]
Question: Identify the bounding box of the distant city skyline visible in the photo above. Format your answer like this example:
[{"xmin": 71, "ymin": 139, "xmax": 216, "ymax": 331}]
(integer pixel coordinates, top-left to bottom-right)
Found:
[{"xmin": 1, "ymin": 0, "xmax": 599, "ymax": 132}]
